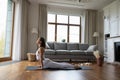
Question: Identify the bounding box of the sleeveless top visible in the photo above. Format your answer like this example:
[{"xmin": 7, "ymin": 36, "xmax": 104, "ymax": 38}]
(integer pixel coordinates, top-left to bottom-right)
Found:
[{"xmin": 35, "ymin": 47, "xmax": 45, "ymax": 60}]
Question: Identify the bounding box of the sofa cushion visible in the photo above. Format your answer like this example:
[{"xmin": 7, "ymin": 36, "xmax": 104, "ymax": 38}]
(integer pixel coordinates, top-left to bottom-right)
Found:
[
  {"xmin": 67, "ymin": 43, "xmax": 79, "ymax": 50},
  {"xmin": 54, "ymin": 42, "xmax": 67, "ymax": 50},
  {"xmin": 86, "ymin": 51, "xmax": 94, "ymax": 55},
  {"xmin": 70, "ymin": 50, "xmax": 86, "ymax": 55},
  {"xmin": 70, "ymin": 50, "xmax": 84, "ymax": 52},
  {"xmin": 55, "ymin": 50, "xmax": 69, "ymax": 54},
  {"xmin": 45, "ymin": 49, "xmax": 56, "ymax": 55},
  {"xmin": 79, "ymin": 44, "xmax": 89, "ymax": 50},
  {"xmin": 47, "ymin": 42, "xmax": 54, "ymax": 49},
  {"xmin": 46, "ymin": 43, "xmax": 50, "ymax": 49}
]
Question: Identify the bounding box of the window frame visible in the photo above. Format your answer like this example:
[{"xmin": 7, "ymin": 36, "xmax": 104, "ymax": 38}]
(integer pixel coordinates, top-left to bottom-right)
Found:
[
  {"xmin": 0, "ymin": 1, "xmax": 15, "ymax": 62},
  {"xmin": 47, "ymin": 14, "xmax": 81, "ymax": 43}
]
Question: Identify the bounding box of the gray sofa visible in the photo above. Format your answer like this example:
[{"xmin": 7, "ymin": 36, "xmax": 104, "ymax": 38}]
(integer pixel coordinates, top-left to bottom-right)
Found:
[{"xmin": 45, "ymin": 42, "xmax": 96, "ymax": 62}]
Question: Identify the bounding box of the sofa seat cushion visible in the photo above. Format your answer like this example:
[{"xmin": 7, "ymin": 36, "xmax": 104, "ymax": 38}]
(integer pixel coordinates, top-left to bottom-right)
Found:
[
  {"xmin": 86, "ymin": 51, "xmax": 94, "ymax": 55},
  {"xmin": 86, "ymin": 52, "xmax": 96, "ymax": 60},
  {"xmin": 70, "ymin": 50, "xmax": 84, "ymax": 52},
  {"xmin": 45, "ymin": 49, "xmax": 56, "ymax": 55},
  {"xmin": 69, "ymin": 50, "xmax": 87, "ymax": 55},
  {"xmin": 55, "ymin": 50, "xmax": 69, "ymax": 54},
  {"xmin": 54, "ymin": 42, "xmax": 67, "ymax": 50},
  {"xmin": 67, "ymin": 43, "xmax": 79, "ymax": 50}
]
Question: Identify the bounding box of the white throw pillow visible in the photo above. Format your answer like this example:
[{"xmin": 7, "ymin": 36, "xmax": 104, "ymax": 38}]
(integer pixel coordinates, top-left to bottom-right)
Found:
[
  {"xmin": 87, "ymin": 45, "xmax": 97, "ymax": 52},
  {"xmin": 46, "ymin": 43, "xmax": 50, "ymax": 49}
]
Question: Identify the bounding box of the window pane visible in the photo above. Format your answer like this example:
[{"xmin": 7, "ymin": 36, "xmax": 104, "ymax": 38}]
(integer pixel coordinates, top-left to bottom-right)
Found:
[
  {"xmin": 69, "ymin": 26, "xmax": 80, "ymax": 43},
  {"xmin": 0, "ymin": 0, "xmax": 13, "ymax": 58},
  {"xmin": 57, "ymin": 25, "xmax": 67, "ymax": 42},
  {"xmin": 48, "ymin": 14, "xmax": 55, "ymax": 22},
  {"xmin": 57, "ymin": 15, "xmax": 68, "ymax": 24},
  {"xmin": 69, "ymin": 16, "xmax": 80, "ymax": 24},
  {"xmin": 47, "ymin": 24, "xmax": 55, "ymax": 42}
]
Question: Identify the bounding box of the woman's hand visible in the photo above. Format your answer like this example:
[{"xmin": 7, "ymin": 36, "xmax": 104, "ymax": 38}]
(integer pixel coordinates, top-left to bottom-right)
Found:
[
  {"xmin": 36, "ymin": 38, "xmax": 40, "ymax": 45},
  {"xmin": 41, "ymin": 65, "xmax": 43, "ymax": 69},
  {"xmin": 37, "ymin": 61, "xmax": 43, "ymax": 69}
]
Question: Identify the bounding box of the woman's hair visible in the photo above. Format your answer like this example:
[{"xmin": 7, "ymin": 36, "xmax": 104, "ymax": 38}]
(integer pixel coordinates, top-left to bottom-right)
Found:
[{"xmin": 40, "ymin": 37, "xmax": 46, "ymax": 48}]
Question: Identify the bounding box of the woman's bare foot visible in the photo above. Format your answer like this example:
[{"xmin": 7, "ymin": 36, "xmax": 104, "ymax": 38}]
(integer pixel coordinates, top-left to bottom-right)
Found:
[
  {"xmin": 36, "ymin": 65, "xmax": 42, "ymax": 68},
  {"xmin": 36, "ymin": 65, "xmax": 43, "ymax": 69},
  {"xmin": 74, "ymin": 64, "xmax": 80, "ymax": 69}
]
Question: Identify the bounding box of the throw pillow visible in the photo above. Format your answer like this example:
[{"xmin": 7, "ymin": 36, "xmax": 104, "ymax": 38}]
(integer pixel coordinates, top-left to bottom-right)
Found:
[
  {"xmin": 86, "ymin": 45, "xmax": 97, "ymax": 52},
  {"xmin": 46, "ymin": 43, "xmax": 50, "ymax": 49}
]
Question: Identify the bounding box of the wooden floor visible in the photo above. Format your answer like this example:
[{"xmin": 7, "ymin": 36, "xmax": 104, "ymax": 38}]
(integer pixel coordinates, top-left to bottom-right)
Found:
[{"xmin": 0, "ymin": 61, "xmax": 120, "ymax": 80}]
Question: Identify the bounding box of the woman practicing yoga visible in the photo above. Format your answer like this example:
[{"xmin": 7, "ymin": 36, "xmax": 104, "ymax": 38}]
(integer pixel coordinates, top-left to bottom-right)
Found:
[{"xmin": 36, "ymin": 37, "xmax": 80, "ymax": 69}]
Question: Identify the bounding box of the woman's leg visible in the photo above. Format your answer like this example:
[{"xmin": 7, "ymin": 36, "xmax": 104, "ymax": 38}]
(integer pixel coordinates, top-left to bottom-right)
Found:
[
  {"xmin": 59, "ymin": 62, "xmax": 74, "ymax": 68},
  {"xmin": 43, "ymin": 58, "xmax": 74, "ymax": 69}
]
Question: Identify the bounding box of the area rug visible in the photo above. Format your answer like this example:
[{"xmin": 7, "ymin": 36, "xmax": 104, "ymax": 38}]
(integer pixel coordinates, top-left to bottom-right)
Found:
[{"xmin": 25, "ymin": 66, "xmax": 92, "ymax": 71}]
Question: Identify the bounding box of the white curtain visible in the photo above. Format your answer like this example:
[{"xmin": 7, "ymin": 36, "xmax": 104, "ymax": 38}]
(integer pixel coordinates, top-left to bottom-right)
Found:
[
  {"xmin": 38, "ymin": 4, "xmax": 47, "ymax": 39},
  {"xmin": 84, "ymin": 10, "xmax": 97, "ymax": 44},
  {"xmin": 12, "ymin": 0, "xmax": 28, "ymax": 61},
  {"xmin": 21, "ymin": 0, "xmax": 28, "ymax": 60}
]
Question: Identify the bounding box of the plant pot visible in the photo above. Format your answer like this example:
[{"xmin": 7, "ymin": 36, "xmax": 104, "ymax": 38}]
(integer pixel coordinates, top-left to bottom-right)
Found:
[
  {"xmin": 96, "ymin": 56, "xmax": 104, "ymax": 67},
  {"xmin": 27, "ymin": 53, "xmax": 36, "ymax": 62}
]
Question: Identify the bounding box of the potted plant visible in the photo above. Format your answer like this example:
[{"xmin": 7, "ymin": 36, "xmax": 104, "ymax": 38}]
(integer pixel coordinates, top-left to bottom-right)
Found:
[
  {"xmin": 93, "ymin": 50, "xmax": 104, "ymax": 67},
  {"xmin": 62, "ymin": 39, "xmax": 66, "ymax": 42}
]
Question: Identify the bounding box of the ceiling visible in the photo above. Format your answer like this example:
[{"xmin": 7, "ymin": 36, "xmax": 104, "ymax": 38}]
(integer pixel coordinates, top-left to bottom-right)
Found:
[{"xmin": 28, "ymin": 0, "xmax": 115, "ymax": 10}]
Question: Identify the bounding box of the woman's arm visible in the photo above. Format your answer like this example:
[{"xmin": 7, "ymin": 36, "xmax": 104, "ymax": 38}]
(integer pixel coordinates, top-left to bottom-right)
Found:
[
  {"xmin": 38, "ymin": 47, "xmax": 44, "ymax": 68},
  {"xmin": 36, "ymin": 38, "xmax": 40, "ymax": 47}
]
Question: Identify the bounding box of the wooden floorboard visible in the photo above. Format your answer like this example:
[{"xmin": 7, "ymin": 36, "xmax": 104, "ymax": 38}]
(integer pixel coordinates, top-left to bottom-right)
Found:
[{"xmin": 0, "ymin": 61, "xmax": 120, "ymax": 80}]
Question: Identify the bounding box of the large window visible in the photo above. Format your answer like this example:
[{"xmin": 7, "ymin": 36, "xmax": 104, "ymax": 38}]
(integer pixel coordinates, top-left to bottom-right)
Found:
[
  {"xmin": 0, "ymin": 0, "xmax": 14, "ymax": 61},
  {"xmin": 47, "ymin": 14, "xmax": 81, "ymax": 43}
]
